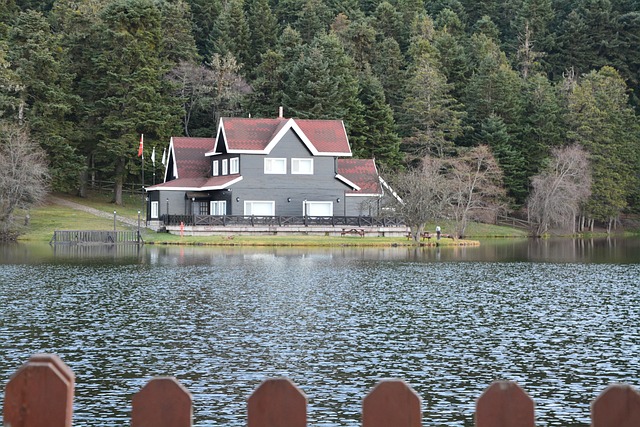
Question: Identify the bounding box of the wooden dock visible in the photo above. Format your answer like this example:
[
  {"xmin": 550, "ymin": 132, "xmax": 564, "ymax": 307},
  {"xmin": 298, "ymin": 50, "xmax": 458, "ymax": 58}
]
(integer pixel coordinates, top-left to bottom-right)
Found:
[{"xmin": 50, "ymin": 230, "xmax": 143, "ymax": 245}]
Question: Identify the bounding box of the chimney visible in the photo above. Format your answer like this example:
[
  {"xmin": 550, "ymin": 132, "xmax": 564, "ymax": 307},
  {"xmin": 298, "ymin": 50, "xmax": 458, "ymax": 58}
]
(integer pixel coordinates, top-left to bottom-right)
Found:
[{"xmin": 278, "ymin": 106, "xmax": 283, "ymax": 118}]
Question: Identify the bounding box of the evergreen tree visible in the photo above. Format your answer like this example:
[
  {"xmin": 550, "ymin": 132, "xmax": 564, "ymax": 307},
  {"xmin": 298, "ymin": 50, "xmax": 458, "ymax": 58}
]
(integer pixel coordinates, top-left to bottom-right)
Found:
[
  {"xmin": 401, "ymin": 35, "xmax": 465, "ymax": 159},
  {"xmin": 5, "ymin": 10, "xmax": 83, "ymax": 192},
  {"xmin": 87, "ymin": 0, "xmax": 182, "ymax": 204},
  {"xmin": 187, "ymin": 0, "xmax": 222, "ymax": 59},
  {"xmin": 354, "ymin": 67, "xmax": 403, "ymax": 168},
  {"xmin": 296, "ymin": 0, "xmax": 333, "ymax": 42},
  {"xmin": 246, "ymin": 0, "xmax": 278, "ymax": 74},
  {"xmin": 211, "ymin": 0, "xmax": 251, "ymax": 68},
  {"xmin": 474, "ymin": 114, "xmax": 528, "ymax": 204},
  {"xmin": 371, "ymin": 37, "xmax": 406, "ymax": 117},
  {"xmin": 566, "ymin": 66, "xmax": 640, "ymax": 223}
]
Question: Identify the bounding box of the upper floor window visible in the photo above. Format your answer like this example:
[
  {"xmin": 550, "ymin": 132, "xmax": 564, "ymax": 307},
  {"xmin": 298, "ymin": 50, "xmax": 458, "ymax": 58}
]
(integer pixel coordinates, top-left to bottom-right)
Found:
[
  {"xmin": 292, "ymin": 158, "xmax": 313, "ymax": 174},
  {"xmin": 264, "ymin": 158, "xmax": 286, "ymax": 174},
  {"xmin": 230, "ymin": 157, "xmax": 239, "ymax": 174},
  {"xmin": 222, "ymin": 159, "xmax": 228, "ymax": 175},
  {"xmin": 212, "ymin": 160, "xmax": 219, "ymax": 176}
]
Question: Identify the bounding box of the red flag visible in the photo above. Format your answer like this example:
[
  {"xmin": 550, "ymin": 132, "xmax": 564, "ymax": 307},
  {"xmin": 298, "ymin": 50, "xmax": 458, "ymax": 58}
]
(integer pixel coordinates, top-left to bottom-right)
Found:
[{"xmin": 137, "ymin": 134, "xmax": 144, "ymax": 157}]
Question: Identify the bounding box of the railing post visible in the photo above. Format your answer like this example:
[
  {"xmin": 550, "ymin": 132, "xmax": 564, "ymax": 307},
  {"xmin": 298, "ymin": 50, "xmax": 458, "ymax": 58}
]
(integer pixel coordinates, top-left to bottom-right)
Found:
[
  {"xmin": 248, "ymin": 378, "xmax": 306, "ymax": 427},
  {"xmin": 591, "ymin": 384, "xmax": 640, "ymax": 427},
  {"xmin": 475, "ymin": 381, "xmax": 534, "ymax": 427},
  {"xmin": 132, "ymin": 377, "xmax": 192, "ymax": 427},
  {"xmin": 3, "ymin": 354, "xmax": 75, "ymax": 427},
  {"xmin": 362, "ymin": 379, "xmax": 421, "ymax": 427}
]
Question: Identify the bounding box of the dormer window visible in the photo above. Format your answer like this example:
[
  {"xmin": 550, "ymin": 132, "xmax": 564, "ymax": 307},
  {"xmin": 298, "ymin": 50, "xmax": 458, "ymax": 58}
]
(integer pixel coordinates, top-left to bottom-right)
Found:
[
  {"xmin": 212, "ymin": 160, "xmax": 219, "ymax": 176},
  {"xmin": 230, "ymin": 157, "xmax": 239, "ymax": 174},
  {"xmin": 222, "ymin": 159, "xmax": 228, "ymax": 175}
]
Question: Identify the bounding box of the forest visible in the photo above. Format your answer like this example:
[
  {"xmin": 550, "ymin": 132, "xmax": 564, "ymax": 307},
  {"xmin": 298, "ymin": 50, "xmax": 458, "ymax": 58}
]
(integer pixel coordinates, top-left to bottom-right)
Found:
[{"xmin": 0, "ymin": 0, "xmax": 639, "ymax": 232}]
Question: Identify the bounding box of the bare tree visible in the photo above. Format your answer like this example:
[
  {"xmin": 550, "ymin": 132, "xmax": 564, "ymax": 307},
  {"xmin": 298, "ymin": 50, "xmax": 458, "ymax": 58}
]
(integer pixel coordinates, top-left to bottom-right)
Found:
[
  {"xmin": 0, "ymin": 124, "xmax": 49, "ymax": 240},
  {"xmin": 446, "ymin": 145, "xmax": 509, "ymax": 238},
  {"xmin": 386, "ymin": 157, "xmax": 452, "ymax": 242},
  {"xmin": 527, "ymin": 145, "xmax": 591, "ymax": 236},
  {"xmin": 166, "ymin": 61, "xmax": 216, "ymax": 136}
]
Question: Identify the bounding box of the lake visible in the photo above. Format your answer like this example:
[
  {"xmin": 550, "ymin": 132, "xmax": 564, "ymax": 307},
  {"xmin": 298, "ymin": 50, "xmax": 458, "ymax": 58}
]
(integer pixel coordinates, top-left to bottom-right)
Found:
[{"xmin": 1, "ymin": 238, "xmax": 639, "ymax": 426}]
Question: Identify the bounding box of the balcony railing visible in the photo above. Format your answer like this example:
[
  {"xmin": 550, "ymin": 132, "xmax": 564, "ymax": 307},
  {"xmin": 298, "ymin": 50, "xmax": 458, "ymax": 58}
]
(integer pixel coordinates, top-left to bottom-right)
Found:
[{"xmin": 161, "ymin": 215, "xmax": 405, "ymax": 228}]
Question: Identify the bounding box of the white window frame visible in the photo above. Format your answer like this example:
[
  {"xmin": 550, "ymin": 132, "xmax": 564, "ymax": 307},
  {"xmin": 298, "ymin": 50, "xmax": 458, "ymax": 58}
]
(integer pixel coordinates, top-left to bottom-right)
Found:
[
  {"xmin": 230, "ymin": 157, "xmax": 239, "ymax": 174},
  {"xmin": 303, "ymin": 201, "xmax": 333, "ymax": 217},
  {"xmin": 264, "ymin": 158, "xmax": 287, "ymax": 174},
  {"xmin": 291, "ymin": 158, "xmax": 314, "ymax": 175},
  {"xmin": 212, "ymin": 160, "xmax": 219, "ymax": 176},
  {"xmin": 244, "ymin": 201, "xmax": 275, "ymax": 216},
  {"xmin": 222, "ymin": 159, "xmax": 228, "ymax": 175},
  {"xmin": 150, "ymin": 201, "xmax": 159, "ymax": 219},
  {"xmin": 209, "ymin": 200, "xmax": 227, "ymax": 216}
]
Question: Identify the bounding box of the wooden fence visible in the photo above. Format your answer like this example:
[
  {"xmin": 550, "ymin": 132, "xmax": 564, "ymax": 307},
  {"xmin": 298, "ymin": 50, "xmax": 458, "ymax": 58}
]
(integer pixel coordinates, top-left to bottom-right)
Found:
[
  {"xmin": 163, "ymin": 214, "xmax": 406, "ymax": 228},
  {"xmin": 50, "ymin": 230, "xmax": 143, "ymax": 245},
  {"xmin": 3, "ymin": 354, "xmax": 640, "ymax": 427}
]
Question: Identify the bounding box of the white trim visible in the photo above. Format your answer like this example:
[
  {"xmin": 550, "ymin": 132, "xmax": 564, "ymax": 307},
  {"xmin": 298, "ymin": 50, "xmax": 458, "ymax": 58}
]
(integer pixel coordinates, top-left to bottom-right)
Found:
[
  {"xmin": 244, "ymin": 200, "xmax": 275, "ymax": 216},
  {"xmin": 145, "ymin": 176, "xmax": 244, "ymax": 192},
  {"xmin": 150, "ymin": 201, "xmax": 159, "ymax": 218},
  {"xmin": 264, "ymin": 158, "xmax": 287, "ymax": 174},
  {"xmin": 212, "ymin": 160, "xmax": 219, "ymax": 176},
  {"xmin": 335, "ymin": 174, "xmax": 361, "ymax": 191},
  {"xmin": 230, "ymin": 157, "xmax": 239, "ymax": 174},
  {"xmin": 379, "ymin": 176, "xmax": 403, "ymax": 204},
  {"xmin": 345, "ymin": 193, "xmax": 382, "ymax": 197},
  {"xmin": 291, "ymin": 158, "xmax": 314, "ymax": 174}
]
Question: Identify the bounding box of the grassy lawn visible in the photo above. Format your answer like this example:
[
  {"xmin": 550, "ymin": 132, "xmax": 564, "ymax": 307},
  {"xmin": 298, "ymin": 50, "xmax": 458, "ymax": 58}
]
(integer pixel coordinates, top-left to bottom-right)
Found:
[{"xmin": 17, "ymin": 192, "xmax": 529, "ymax": 245}]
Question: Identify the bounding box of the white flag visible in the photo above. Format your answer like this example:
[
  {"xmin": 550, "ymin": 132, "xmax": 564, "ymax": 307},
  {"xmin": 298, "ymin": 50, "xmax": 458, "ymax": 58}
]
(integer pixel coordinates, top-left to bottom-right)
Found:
[
  {"xmin": 151, "ymin": 147, "xmax": 156, "ymax": 166},
  {"xmin": 161, "ymin": 148, "xmax": 167, "ymax": 166}
]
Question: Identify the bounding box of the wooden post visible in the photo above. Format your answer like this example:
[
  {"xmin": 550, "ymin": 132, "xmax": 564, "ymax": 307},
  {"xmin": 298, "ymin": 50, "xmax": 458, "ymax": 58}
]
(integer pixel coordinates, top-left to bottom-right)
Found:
[
  {"xmin": 3, "ymin": 354, "xmax": 75, "ymax": 427},
  {"xmin": 248, "ymin": 378, "xmax": 306, "ymax": 427},
  {"xmin": 362, "ymin": 379, "xmax": 421, "ymax": 427},
  {"xmin": 591, "ymin": 384, "xmax": 640, "ymax": 427},
  {"xmin": 475, "ymin": 381, "xmax": 534, "ymax": 427},
  {"xmin": 131, "ymin": 377, "xmax": 192, "ymax": 427}
]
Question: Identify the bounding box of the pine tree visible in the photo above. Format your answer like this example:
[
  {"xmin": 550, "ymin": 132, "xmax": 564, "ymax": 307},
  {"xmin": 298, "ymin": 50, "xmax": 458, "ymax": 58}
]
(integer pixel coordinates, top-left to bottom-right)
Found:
[
  {"xmin": 566, "ymin": 66, "xmax": 640, "ymax": 224},
  {"xmin": 354, "ymin": 67, "xmax": 403, "ymax": 169},
  {"xmin": 246, "ymin": 0, "xmax": 278, "ymax": 74},
  {"xmin": 6, "ymin": 10, "xmax": 84, "ymax": 192}
]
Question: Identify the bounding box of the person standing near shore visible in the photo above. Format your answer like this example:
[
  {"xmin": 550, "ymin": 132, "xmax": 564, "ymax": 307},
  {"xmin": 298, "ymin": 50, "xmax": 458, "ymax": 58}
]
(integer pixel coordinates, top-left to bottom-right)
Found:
[{"xmin": 436, "ymin": 225, "xmax": 441, "ymax": 240}]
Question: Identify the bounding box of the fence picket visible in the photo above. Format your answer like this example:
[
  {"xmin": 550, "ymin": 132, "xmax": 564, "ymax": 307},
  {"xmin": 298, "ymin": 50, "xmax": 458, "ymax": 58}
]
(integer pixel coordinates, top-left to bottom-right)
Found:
[
  {"xmin": 362, "ymin": 379, "xmax": 421, "ymax": 427},
  {"xmin": 132, "ymin": 377, "xmax": 192, "ymax": 427},
  {"xmin": 3, "ymin": 354, "xmax": 74, "ymax": 427},
  {"xmin": 475, "ymin": 381, "xmax": 534, "ymax": 427},
  {"xmin": 247, "ymin": 378, "xmax": 307, "ymax": 427},
  {"xmin": 591, "ymin": 384, "xmax": 640, "ymax": 427}
]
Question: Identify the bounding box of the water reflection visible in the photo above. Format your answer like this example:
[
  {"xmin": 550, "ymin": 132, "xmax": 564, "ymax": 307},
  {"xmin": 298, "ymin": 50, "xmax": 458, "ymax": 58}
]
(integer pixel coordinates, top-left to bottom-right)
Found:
[{"xmin": 0, "ymin": 238, "xmax": 638, "ymax": 426}]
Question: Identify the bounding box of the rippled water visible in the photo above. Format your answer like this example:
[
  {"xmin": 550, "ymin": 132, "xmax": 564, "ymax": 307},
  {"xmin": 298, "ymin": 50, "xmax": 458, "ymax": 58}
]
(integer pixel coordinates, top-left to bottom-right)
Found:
[{"xmin": 0, "ymin": 240, "xmax": 639, "ymax": 426}]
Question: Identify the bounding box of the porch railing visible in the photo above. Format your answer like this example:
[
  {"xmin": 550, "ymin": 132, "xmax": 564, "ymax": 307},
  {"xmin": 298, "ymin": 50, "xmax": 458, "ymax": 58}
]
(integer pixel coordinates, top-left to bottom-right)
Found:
[{"xmin": 161, "ymin": 215, "xmax": 405, "ymax": 228}]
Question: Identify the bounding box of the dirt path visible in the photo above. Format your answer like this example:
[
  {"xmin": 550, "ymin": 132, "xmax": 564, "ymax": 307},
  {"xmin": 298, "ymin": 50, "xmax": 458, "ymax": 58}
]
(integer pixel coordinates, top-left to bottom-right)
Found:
[{"xmin": 48, "ymin": 196, "xmax": 140, "ymax": 228}]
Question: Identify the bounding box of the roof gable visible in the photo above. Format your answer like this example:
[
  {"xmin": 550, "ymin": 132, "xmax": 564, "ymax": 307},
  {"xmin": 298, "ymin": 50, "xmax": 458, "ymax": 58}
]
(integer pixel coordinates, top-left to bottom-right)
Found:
[
  {"xmin": 166, "ymin": 137, "xmax": 215, "ymax": 181},
  {"xmin": 206, "ymin": 117, "xmax": 352, "ymax": 156},
  {"xmin": 337, "ymin": 158, "xmax": 383, "ymax": 195}
]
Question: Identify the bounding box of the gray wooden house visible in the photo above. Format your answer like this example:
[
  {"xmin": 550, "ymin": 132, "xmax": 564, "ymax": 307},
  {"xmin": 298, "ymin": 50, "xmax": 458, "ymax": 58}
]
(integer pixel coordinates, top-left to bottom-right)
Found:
[{"xmin": 145, "ymin": 116, "xmax": 387, "ymax": 223}]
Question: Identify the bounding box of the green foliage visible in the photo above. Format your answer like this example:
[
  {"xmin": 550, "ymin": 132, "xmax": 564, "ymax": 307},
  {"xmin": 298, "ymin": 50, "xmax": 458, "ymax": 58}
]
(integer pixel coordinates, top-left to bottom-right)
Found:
[{"xmin": 5, "ymin": 0, "xmax": 640, "ymax": 218}]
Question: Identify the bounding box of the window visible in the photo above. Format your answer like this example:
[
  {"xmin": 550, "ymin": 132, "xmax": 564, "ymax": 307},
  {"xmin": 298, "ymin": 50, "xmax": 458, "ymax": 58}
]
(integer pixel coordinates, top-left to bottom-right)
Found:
[
  {"xmin": 292, "ymin": 158, "xmax": 313, "ymax": 174},
  {"xmin": 210, "ymin": 200, "xmax": 227, "ymax": 216},
  {"xmin": 198, "ymin": 202, "xmax": 208, "ymax": 215},
  {"xmin": 150, "ymin": 201, "xmax": 159, "ymax": 219},
  {"xmin": 304, "ymin": 201, "xmax": 333, "ymax": 216},
  {"xmin": 264, "ymin": 158, "xmax": 286, "ymax": 174},
  {"xmin": 222, "ymin": 159, "xmax": 228, "ymax": 175},
  {"xmin": 244, "ymin": 201, "xmax": 275, "ymax": 216},
  {"xmin": 230, "ymin": 157, "xmax": 239, "ymax": 174},
  {"xmin": 212, "ymin": 160, "xmax": 219, "ymax": 176}
]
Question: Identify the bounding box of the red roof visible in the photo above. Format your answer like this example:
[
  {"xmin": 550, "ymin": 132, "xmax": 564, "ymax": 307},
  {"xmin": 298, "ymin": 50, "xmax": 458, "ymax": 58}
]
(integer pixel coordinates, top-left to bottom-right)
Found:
[
  {"xmin": 147, "ymin": 174, "xmax": 242, "ymax": 191},
  {"xmin": 172, "ymin": 137, "xmax": 214, "ymax": 179},
  {"xmin": 337, "ymin": 159, "xmax": 382, "ymax": 195},
  {"xmin": 211, "ymin": 117, "xmax": 351, "ymax": 155}
]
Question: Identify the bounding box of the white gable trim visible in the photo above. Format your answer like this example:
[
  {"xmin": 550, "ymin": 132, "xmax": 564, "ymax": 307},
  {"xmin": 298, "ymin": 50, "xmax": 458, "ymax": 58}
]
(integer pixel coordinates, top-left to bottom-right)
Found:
[
  {"xmin": 163, "ymin": 138, "xmax": 179, "ymax": 182},
  {"xmin": 379, "ymin": 176, "xmax": 403, "ymax": 204},
  {"xmin": 265, "ymin": 119, "xmax": 318, "ymax": 155},
  {"xmin": 335, "ymin": 174, "xmax": 361, "ymax": 191}
]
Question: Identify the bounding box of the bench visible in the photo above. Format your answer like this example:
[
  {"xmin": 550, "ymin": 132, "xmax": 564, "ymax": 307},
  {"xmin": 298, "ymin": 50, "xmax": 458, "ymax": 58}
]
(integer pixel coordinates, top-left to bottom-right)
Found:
[
  {"xmin": 341, "ymin": 228, "xmax": 365, "ymax": 237},
  {"xmin": 406, "ymin": 232, "xmax": 432, "ymax": 241}
]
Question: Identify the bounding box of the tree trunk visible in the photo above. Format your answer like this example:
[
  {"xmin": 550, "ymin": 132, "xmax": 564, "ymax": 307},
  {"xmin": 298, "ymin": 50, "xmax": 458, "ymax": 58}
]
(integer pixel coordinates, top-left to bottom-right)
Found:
[{"xmin": 113, "ymin": 157, "xmax": 125, "ymax": 206}]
